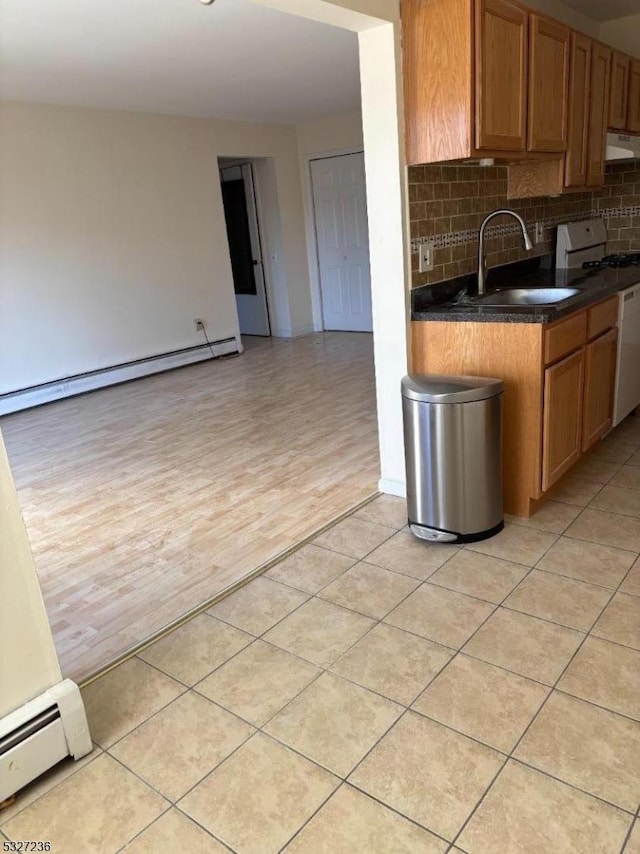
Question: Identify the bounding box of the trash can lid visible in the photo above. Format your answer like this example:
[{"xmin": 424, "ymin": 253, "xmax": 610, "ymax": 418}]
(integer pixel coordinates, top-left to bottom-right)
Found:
[{"xmin": 401, "ymin": 373, "xmax": 503, "ymax": 403}]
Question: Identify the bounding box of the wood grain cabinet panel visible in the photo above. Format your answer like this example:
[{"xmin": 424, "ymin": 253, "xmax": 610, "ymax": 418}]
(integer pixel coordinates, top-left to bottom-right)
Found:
[
  {"xmin": 543, "ymin": 311, "xmax": 587, "ymax": 365},
  {"xmin": 609, "ymin": 52, "xmax": 630, "ymax": 130},
  {"xmin": 587, "ymin": 43, "xmax": 612, "ymax": 187},
  {"xmin": 542, "ymin": 349, "xmax": 584, "ymax": 491},
  {"xmin": 565, "ymin": 33, "xmax": 591, "ymax": 187},
  {"xmin": 410, "ymin": 319, "xmax": 544, "ymax": 517},
  {"xmin": 582, "ymin": 328, "xmax": 618, "ymax": 452},
  {"xmin": 528, "ymin": 15, "xmax": 570, "ymax": 152},
  {"xmin": 402, "ymin": 0, "xmax": 637, "ymax": 175},
  {"xmin": 476, "ymin": 0, "xmax": 528, "ymax": 151},
  {"xmin": 587, "ymin": 295, "xmax": 618, "ymax": 340},
  {"xmin": 401, "ymin": 0, "xmax": 473, "ymax": 165},
  {"xmin": 627, "ymin": 59, "xmax": 640, "ymax": 133}
]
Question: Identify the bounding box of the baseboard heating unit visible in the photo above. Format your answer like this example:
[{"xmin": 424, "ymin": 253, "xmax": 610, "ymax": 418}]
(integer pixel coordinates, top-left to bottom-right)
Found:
[
  {"xmin": 0, "ymin": 337, "xmax": 241, "ymax": 416},
  {"xmin": 0, "ymin": 680, "xmax": 92, "ymax": 802}
]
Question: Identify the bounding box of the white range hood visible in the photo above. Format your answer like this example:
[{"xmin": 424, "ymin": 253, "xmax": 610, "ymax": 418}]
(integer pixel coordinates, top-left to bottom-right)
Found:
[{"xmin": 606, "ymin": 132, "xmax": 640, "ymax": 162}]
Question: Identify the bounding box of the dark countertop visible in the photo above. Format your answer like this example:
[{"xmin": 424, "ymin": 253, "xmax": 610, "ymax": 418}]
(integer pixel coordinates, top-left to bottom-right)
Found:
[{"xmin": 411, "ymin": 259, "xmax": 640, "ymax": 323}]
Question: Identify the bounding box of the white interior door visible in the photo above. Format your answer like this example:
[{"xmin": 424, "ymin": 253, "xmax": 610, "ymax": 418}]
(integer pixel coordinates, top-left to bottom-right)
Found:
[
  {"xmin": 311, "ymin": 153, "xmax": 372, "ymax": 332},
  {"xmin": 220, "ymin": 163, "xmax": 270, "ymax": 336}
]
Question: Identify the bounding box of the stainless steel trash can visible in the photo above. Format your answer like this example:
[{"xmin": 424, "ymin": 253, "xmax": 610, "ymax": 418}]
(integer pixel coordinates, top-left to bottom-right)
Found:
[{"xmin": 402, "ymin": 373, "xmax": 504, "ymax": 544}]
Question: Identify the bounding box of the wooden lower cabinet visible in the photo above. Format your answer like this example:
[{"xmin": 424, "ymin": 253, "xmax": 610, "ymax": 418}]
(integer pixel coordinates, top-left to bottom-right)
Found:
[
  {"xmin": 411, "ymin": 295, "xmax": 618, "ymax": 517},
  {"xmin": 582, "ymin": 328, "xmax": 618, "ymax": 451},
  {"xmin": 541, "ymin": 349, "xmax": 584, "ymax": 491},
  {"xmin": 411, "ymin": 319, "xmax": 544, "ymax": 517}
]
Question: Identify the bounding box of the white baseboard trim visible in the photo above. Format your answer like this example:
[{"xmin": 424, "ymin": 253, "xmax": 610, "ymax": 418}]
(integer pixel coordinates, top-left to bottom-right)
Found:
[
  {"xmin": 0, "ymin": 679, "xmax": 92, "ymax": 802},
  {"xmin": 378, "ymin": 477, "xmax": 407, "ymax": 497},
  {"xmin": 0, "ymin": 337, "xmax": 241, "ymax": 416},
  {"xmin": 290, "ymin": 324, "xmax": 317, "ymax": 337},
  {"xmin": 271, "ymin": 325, "xmax": 317, "ymax": 339}
]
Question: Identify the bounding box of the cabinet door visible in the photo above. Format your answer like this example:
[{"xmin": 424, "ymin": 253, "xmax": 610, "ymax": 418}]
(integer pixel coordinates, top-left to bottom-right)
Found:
[
  {"xmin": 401, "ymin": 0, "xmax": 474, "ymax": 165},
  {"xmin": 528, "ymin": 15, "xmax": 570, "ymax": 152},
  {"xmin": 542, "ymin": 348, "xmax": 584, "ymax": 492},
  {"xmin": 565, "ymin": 33, "xmax": 591, "ymax": 187},
  {"xmin": 476, "ymin": 0, "xmax": 528, "ymax": 151},
  {"xmin": 582, "ymin": 328, "xmax": 618, "ymax": 452},
  {"xmin": 627, "ymin": 59, "xmax": 640, "ymax": 133},
  {"xmin": 587, "ymin": 43, "xmax": 612, "ymax": 188},
  {"xmin": 609, "ymin": 52, "xmax": 630, "ymax": 130}
]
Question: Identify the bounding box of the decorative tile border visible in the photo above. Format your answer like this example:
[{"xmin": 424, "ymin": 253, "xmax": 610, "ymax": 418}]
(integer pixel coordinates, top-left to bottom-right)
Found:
[
  {"xmin": 410, "ymin": 206, "xmax": 640, "ymax": 254},
  {"xmin": 599, "ymin": 205, "xmax": 640, "ymax": 219}
]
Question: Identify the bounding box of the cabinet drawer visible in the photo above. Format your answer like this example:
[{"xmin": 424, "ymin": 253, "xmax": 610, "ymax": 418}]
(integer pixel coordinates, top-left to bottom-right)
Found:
[
  {"xmin": 587, "ymin": 295, "xmax": 618, "ymax": 340},
  {"xmin": 544, "ymin": 311, "xmax": 587, "ymax": 364}
]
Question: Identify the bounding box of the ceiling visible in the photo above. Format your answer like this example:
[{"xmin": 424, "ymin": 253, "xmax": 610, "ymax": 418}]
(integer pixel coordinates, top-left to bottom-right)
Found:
[
  {"xmin": 0, "ymin": 0, "xmax": 360, "ymax": 123},
  {"xmin": 560, "ymin": 0, "xmax": 640, "ymax": 22}
]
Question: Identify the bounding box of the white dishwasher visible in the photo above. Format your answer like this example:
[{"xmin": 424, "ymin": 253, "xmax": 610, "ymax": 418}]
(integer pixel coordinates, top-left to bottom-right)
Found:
[{"xmin": 614, "ymin": 283, "xmax": 640, "ymax": 427}]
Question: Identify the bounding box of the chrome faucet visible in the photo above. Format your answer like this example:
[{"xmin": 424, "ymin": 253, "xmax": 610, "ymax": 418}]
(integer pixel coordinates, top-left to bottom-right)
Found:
[{"xmin": 477, "ymin": 209, "xmax": 534, "ymax": 296}]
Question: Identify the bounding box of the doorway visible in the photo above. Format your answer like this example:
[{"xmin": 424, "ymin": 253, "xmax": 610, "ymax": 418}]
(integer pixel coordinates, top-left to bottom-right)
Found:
[
  {"xmin": 220, "ymin": 161, "xmax": 271, "ymax": 336},
  {"xmin": 310, "ymin": 151, "xmax": 373, "ymax": 332}
]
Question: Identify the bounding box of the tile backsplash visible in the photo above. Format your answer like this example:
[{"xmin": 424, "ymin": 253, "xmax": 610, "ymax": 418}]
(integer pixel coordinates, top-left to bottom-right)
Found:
[{"xmin": 409, "ymin": 162, "xmax": 640, "ymax": 288}]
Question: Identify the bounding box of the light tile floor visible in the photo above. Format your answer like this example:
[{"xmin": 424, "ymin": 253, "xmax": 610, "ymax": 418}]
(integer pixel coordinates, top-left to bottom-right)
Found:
[{"xmin": 3, "ymin": 426, "xmax": 640, "ymax": 852}]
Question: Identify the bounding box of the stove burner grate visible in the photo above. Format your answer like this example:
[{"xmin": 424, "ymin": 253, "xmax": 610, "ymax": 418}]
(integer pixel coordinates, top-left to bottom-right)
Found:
[{"xmin": 583, "ymin": 253, "xmax": 640, "ymax": 269}]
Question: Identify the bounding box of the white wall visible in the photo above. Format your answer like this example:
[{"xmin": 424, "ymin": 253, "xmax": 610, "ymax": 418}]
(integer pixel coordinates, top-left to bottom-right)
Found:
[
  {"xmin": 599, "ymin": 15, "xmax": 640, "ymax": 56},
  {"xmin": 359, "ymin": 21, "xmax": 408, "ymax": 496},
  {"xmin": 252, "ymin": 0, "xmax": 408, "ymax": 496},
  {"xmin": 0, "ymin": 429, "xmax": 62, "ymax": 717},
  {"xmin": 297, "ymin": 110, "xmax": 363, "ymax": 155},
  {"xmin": 0, "ymin": 102, "xmax": 312, "ymax": 395}
]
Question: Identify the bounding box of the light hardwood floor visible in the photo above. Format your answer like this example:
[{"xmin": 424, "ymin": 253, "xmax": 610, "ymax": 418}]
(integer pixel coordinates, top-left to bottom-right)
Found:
[{"xmin": 2, "ymin": 333, "xmax": 379, "ymax": 681}]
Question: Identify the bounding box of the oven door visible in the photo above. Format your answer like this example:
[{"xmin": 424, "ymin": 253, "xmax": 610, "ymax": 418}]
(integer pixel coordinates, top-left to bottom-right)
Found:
[{"xmin": 614, "ymin": 284, "xmax": 640, "ymax": 426}]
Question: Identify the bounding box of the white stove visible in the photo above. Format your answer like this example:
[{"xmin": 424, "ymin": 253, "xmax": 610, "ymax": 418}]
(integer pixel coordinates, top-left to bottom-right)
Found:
[{"xmin": 557, "ymin": 217, "xmax": 640, "ymax": 427}]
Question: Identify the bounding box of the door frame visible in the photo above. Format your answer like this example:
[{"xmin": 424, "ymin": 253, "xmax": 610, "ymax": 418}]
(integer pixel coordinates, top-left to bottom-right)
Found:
[
  {"xmin": 302, "ymin": 147, "xmax": 365, "ymax": 332},
  {"xmin": 219, "ymin": 158, "xmax": 273, "ymax": 337}
]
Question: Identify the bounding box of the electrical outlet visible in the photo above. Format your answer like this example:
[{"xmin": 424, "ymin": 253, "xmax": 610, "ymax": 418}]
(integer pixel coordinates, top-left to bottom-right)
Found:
[
  {"xmin": 419, "ymin": 243, "xmax": 434, "ymax": 273},
  {"xmin": 535, "ymin": 222, "xmax": 545, "ymax": 244},
  {"xmin": 194, "ymin": 318, "xmax": 205, "ymax": 331}
]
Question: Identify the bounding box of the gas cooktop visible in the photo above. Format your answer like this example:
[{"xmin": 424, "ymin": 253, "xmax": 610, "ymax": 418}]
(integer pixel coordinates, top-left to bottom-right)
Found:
[{"xmin": 583, "ymin": 253, "xmax": 640, "ymax": 269}]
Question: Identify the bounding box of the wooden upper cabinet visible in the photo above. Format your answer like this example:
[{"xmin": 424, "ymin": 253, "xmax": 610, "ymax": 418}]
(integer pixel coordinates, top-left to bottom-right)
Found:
[
  {"xmin": 609, "ymin": 52, "xmax": 630, "ymax": 129},
  {"xmin": 401, "ymin": 0, "xmax": 474, "ymax": 164},
  {"xmin": 401, "ymin": 0, "xmax": 632, "ymax": 168},
  {"xmin": 476, "ymin": 0, "xmax": 528, "ymax": 151},
  {"xmin": 587, "ymin": 43, "xmax": 612, "ymax": 187},
  {"xmin": 565, "ymin": 33, "xmax": 591, "ymax": 187},
  {"xmin": 627, "ymin": 59, "xmax": 640, "ymax": 133},
  {"xmin": 528, "ymin": 15, "xmax": 570, "ymax": 152}
]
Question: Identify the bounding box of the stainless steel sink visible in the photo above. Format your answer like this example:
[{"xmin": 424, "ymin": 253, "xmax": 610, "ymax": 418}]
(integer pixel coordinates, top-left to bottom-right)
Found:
[{"xmin": 473, "ymin": 287, "xmax": 581, "ymax": 307}]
